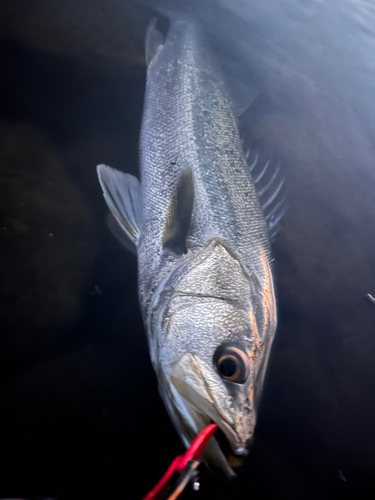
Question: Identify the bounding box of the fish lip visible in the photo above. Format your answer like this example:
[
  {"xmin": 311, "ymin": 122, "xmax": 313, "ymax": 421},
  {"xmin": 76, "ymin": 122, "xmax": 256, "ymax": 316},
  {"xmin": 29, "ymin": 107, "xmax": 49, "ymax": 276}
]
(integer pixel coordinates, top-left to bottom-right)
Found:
[
  {"xmin": 189, "ymin": 409, "xmax": 237, "ymax": 479},
  {"xmin": 169, "ymin": 355, "xmax": 249, "ymax": 474},
  {"xmin": 209, "ymin": 414, "xmax": 246, "ymax": 456},
  {"xmin": 181, "ymin": 399, "xmax": 248, "ymax": 478}
]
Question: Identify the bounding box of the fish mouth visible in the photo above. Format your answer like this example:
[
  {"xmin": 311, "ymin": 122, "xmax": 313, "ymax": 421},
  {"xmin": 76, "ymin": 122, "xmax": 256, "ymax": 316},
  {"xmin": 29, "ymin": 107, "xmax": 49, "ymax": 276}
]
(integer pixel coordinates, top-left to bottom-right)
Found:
[
  {"xmin": 187, "ymin": 404, "xmax": 248, "ymax": 479},
  {"xmin": 170, "ymin": 353, "xmax": 250, "ymax": 478}
]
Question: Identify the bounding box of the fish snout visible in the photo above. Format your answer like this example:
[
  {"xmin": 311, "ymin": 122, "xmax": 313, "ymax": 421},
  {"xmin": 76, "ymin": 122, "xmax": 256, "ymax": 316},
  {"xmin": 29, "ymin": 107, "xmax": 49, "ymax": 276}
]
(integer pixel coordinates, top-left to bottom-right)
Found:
[{"xmin": 233, "ymin": 401, "xmax": 256, "ymax": 448}]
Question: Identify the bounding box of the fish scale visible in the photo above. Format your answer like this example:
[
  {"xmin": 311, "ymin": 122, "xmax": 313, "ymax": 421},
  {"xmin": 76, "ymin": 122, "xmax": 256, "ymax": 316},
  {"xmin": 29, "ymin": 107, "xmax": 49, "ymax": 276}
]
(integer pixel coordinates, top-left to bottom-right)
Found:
[
  {"xmin": 97, "ymin": 16, "xmax": 282, "ymax": 478},
  {"xmin": 138, "ymin": 20, "xmax": 271, "ymax": 314}
]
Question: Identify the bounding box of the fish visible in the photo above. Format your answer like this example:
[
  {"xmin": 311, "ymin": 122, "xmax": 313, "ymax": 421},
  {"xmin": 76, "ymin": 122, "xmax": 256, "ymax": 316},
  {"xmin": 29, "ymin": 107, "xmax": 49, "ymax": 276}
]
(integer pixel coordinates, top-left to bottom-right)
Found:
[{"xmin": 96, "ymin": 17, "xmax": 286, "ymax": 478}]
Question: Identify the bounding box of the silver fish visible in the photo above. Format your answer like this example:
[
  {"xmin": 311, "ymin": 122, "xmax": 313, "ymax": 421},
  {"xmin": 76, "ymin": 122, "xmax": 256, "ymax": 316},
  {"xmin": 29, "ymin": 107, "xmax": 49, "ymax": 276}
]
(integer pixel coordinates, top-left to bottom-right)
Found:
[{"xmin": 97, "ymin": 18, "xmax": 285, "ymax": 477}]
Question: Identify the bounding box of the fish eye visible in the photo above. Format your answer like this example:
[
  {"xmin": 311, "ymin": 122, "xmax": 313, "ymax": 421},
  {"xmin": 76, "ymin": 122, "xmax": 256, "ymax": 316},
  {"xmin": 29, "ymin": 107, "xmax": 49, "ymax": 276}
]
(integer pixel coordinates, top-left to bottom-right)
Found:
[{"xmin": 214, "ymin": 346, "xmax": 249, "ymax": 384}]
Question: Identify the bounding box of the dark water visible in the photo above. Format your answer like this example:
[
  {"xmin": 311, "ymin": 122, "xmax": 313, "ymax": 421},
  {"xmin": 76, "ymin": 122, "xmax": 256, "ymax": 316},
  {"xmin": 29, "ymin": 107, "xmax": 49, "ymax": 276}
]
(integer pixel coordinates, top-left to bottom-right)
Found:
[{"xmin": 1, "ymin": 1, "xmax": 375, "ymax": 499}]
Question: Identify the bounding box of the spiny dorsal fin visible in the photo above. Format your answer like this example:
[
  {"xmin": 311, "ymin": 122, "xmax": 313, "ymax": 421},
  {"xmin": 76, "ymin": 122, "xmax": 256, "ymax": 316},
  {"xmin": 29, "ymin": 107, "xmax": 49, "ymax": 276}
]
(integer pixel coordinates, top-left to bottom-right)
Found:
[
  {"xmin": 243, "ymin": 149, "xmax": 288, "ymax": 242},
  {"xmin": 97, "ymin": 164, "xmax": 142, "ymax": 249},
  {"xmin": 163, "ymin": 168, "xmax": 195, "ymax": 255}
]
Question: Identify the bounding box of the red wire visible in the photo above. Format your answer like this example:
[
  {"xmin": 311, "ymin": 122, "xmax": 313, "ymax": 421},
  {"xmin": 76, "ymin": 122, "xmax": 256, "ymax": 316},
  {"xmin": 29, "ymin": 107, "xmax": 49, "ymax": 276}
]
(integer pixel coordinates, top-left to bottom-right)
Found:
[
  {"xmin": 142, "ymin": 455, "xmax": 184, "ymax": 500},
  {"xmin": 175, "ymin": 423, "xmax": 218, "ymax": 472},
  {"xmin": 142, "ymin": 423, "xmax": 218, "ymax": 500}
]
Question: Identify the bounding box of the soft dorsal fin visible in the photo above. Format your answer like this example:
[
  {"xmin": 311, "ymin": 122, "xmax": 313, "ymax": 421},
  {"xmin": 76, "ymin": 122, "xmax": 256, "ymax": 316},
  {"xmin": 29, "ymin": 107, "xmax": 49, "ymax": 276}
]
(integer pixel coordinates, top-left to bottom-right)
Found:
[
  {"xmin": 163, "ymin": 168, "xmax": 195, "ymax": 255},
  {"xmin": 228, "ymin": 78, "xmax": 260, "ymax": 118},
  {"xmin": 243, "ymin": 149, "xmax": 288, "ymax": 242},
  {"xmin": 97, "ymin": 164, "xmax": 142, "ymax": 248},
  {"xmin": 145, "ymin": 18, "xmax": 164, "ymax": 66}
]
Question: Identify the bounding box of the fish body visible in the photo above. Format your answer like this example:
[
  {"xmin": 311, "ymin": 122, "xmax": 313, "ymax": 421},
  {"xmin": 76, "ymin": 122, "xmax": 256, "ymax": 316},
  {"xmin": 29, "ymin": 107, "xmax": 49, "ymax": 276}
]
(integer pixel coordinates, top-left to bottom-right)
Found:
[{"xmin": 97, "ymin": 18, "xmax": 283, "ymax": 477}]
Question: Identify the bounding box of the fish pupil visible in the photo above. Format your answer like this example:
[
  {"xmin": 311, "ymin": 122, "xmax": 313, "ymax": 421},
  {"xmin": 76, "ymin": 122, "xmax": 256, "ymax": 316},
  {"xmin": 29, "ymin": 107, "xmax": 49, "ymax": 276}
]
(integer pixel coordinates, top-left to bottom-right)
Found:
[{"xmin": 219, "ymin": 358, "xmax": 237, "ymax": 378}]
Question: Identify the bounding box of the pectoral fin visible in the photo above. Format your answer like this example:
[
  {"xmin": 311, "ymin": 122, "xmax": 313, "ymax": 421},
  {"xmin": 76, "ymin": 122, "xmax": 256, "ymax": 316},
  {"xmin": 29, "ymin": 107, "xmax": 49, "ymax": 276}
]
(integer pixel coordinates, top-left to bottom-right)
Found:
[
  {"xmin": 106, "ymin": 213, "xmax": 137, "ymax": 254},
  {"xmin": 163, "ymin": 168, "xmax": 194, "ymax": 255},
  {"xmin": 97, "ymin": 164, "xmax": 142, "ymax": 250}
]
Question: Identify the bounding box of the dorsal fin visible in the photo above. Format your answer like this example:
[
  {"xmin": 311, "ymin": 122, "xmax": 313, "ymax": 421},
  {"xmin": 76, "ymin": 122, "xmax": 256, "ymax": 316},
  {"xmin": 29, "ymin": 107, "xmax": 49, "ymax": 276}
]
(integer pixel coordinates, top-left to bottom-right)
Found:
[
  {"xmin": 227, "ymin": 78, "xmax": 260, "ymax": 118},
  {"xmin": 243, "ymin": 149, "xmax": 288, "ymax": 242},
  {"xmin": 97, "ymin": 164, "xmax": 142, "ymax": 250},
  {"xmin": 145, "ymin": 18, "xmax": 164, "ymax": 66},
  {"xmin": 163, "ymin": 168, "xmax": 195, "ymax": 255}
]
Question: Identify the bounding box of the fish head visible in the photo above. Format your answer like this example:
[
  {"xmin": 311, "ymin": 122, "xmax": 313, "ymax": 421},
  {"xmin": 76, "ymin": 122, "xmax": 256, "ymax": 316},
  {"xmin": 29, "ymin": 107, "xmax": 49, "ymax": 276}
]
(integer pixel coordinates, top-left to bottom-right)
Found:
[{"xmin": 153, "ymin": 240, "xmax": 277, "ymax": 477}]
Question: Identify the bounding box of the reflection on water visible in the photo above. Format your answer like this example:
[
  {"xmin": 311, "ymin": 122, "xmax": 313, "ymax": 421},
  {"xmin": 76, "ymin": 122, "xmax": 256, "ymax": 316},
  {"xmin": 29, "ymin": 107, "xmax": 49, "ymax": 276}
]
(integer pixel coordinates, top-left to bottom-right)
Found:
[{"xmin": 1, "ymin": 0, "xmax": 375, "ymax": 498}]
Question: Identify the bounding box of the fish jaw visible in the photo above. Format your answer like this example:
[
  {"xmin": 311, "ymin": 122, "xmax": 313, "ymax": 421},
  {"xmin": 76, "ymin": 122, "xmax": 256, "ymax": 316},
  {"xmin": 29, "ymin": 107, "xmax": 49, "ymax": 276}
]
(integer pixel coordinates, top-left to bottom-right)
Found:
[{"xmin": 169, "ymin": 352, "xmax": 255, "ymax": 477}]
